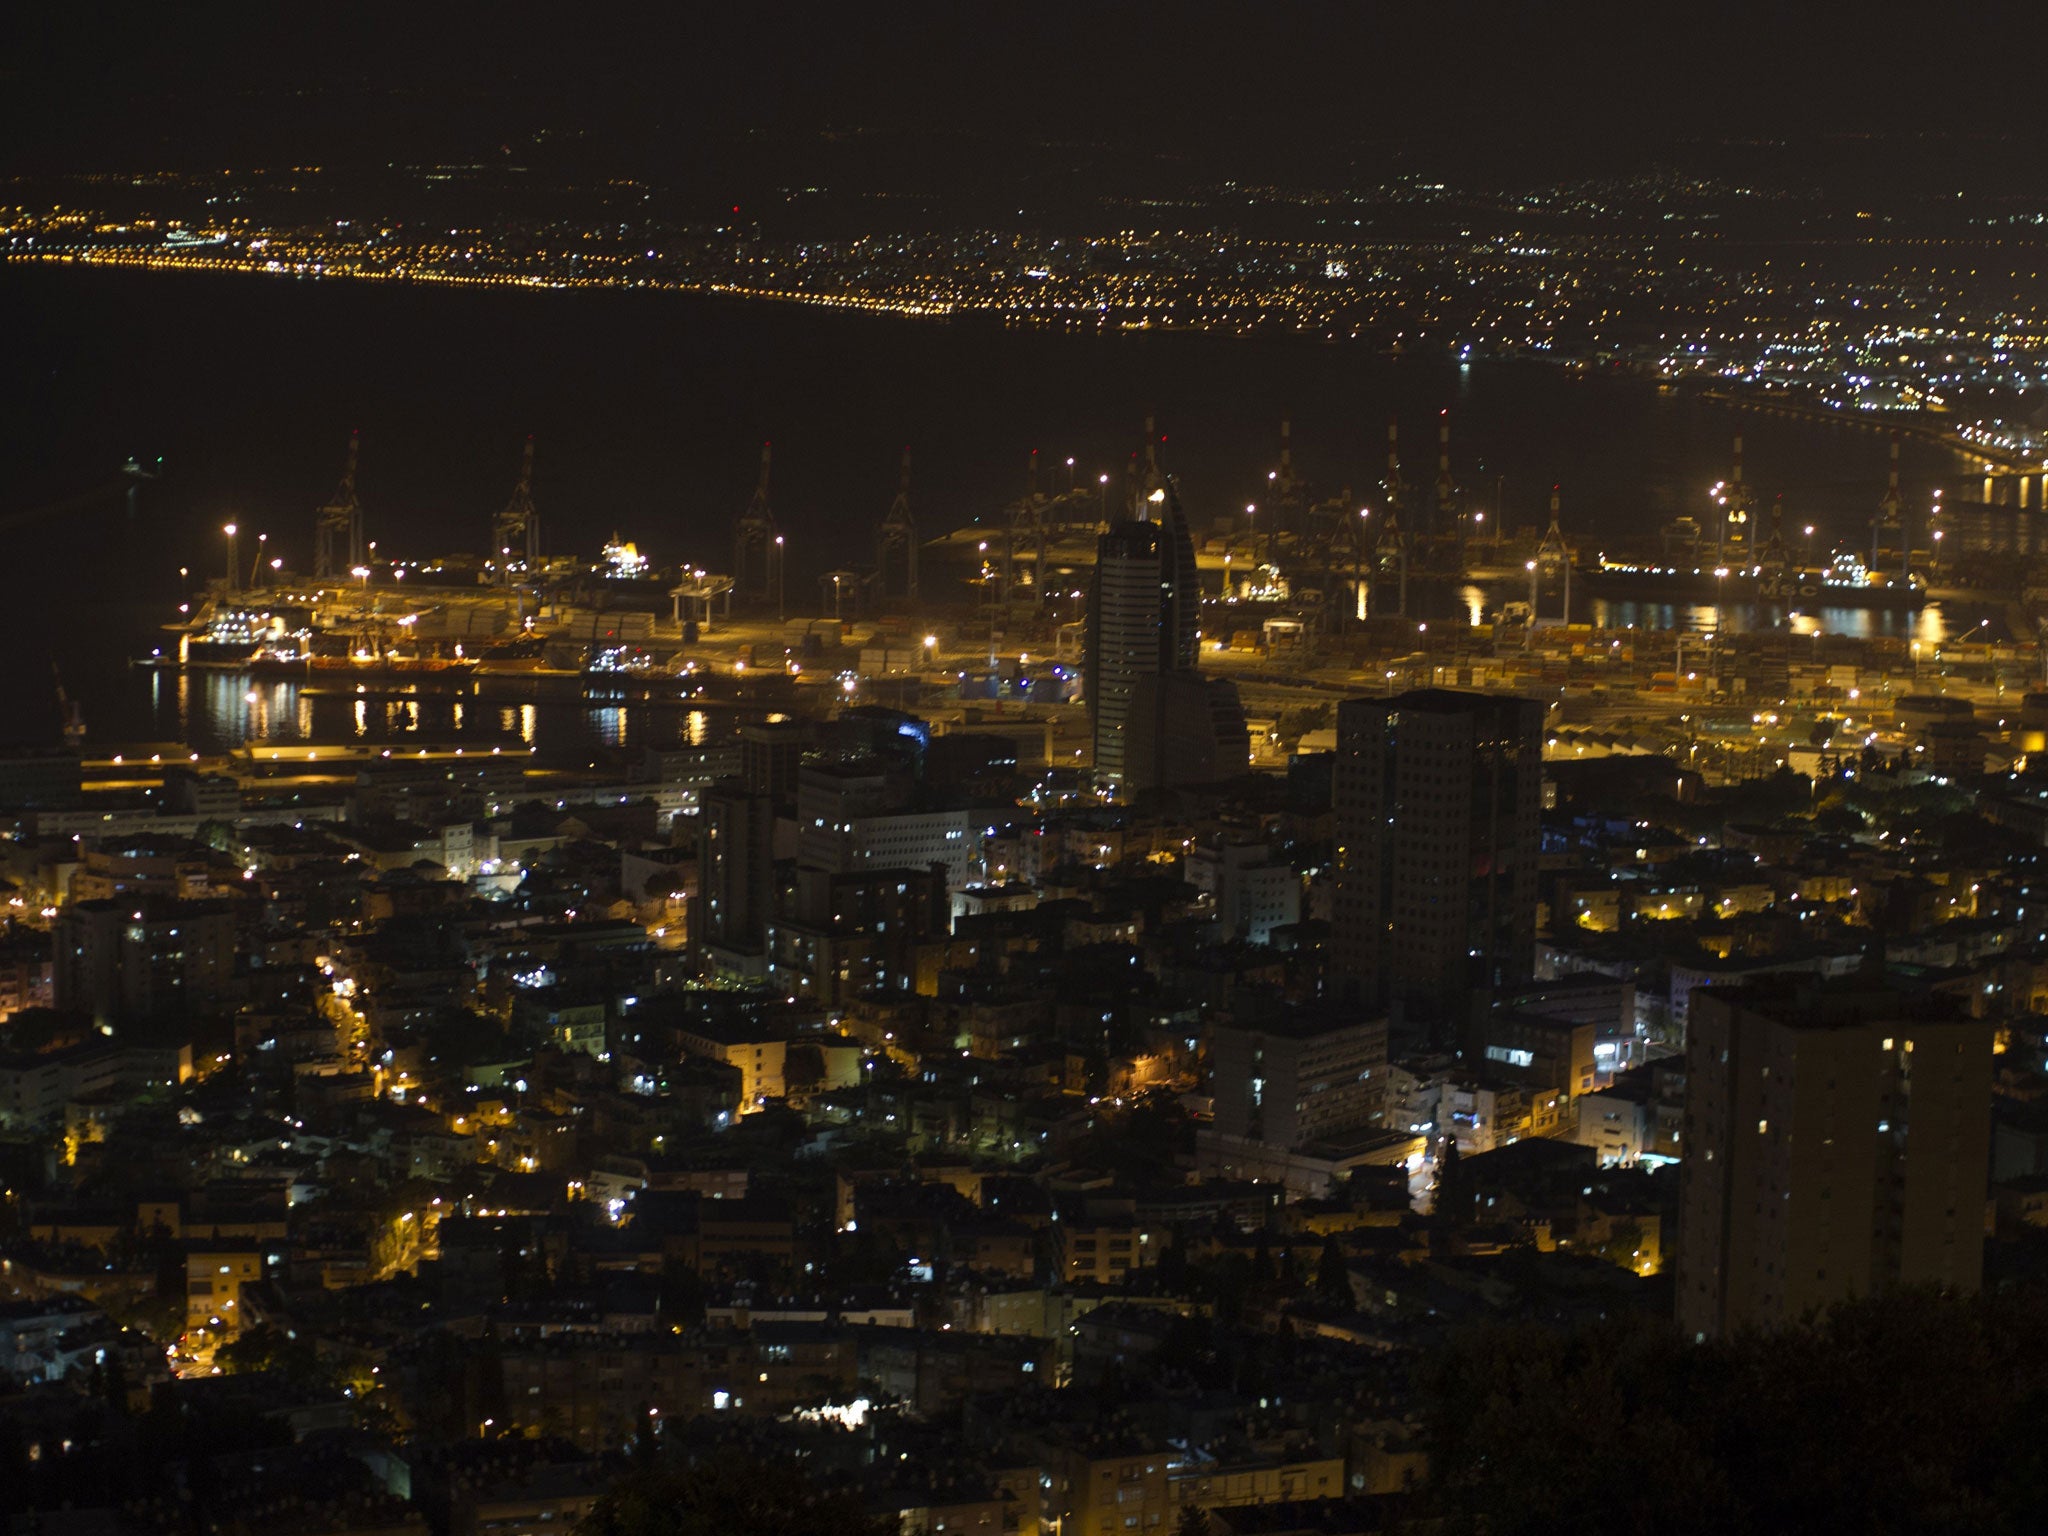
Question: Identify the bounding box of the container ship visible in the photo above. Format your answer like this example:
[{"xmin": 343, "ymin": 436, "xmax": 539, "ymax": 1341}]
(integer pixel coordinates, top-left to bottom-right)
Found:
[{"xmin": 1577, "ymin": 549, "xmax": 1924, "ymax": 610}]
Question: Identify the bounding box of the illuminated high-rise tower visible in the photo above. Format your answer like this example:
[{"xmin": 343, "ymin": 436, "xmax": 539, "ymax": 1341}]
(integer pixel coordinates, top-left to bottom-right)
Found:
[
  {"xmin": 1332, "ymin": 688, "xmax": 1544, "ymax": 1019},
  {"xmin": 1087, "ymin": 424, "xmax": 1240, "ymax": 790},
  {"xmin": 1679, "ymin": 980, "xmax": 1991, "ymax": 1339}
]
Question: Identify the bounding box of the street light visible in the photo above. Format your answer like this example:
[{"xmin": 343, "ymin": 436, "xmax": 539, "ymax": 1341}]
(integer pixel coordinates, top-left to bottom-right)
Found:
[
  {"xmin": 1245, "ymin": 502, "xmax": 1257, "ymax": 564},
  {"xmin": 222, "ymin": 523, "xmax": 239, "ymax": 591},
  {"xmin": 1803, "ymin": 524, "xmax": 1815, "ymax": 570}
]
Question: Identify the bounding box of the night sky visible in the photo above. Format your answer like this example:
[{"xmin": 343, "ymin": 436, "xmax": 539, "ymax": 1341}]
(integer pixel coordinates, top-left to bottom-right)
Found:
[{"xmin": 12, "ymin": 2, "xmax": 2048, "ymax": 181}]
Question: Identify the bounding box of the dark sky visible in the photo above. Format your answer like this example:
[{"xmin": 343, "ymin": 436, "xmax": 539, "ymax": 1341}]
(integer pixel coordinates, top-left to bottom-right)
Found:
[{"xmin": 9, "ymin": 2, "xmax": 2048, "ymax": 181}]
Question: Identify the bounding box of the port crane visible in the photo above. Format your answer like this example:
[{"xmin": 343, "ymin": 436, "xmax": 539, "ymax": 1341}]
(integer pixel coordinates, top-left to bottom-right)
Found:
[
  {"xmin": 314, "ymin": 430, "xmax": 365, "ymax": 579},
  {"xmin": 733, "ymin": 441, "xmax": 784, "ymax": 613},
  {"xmin": 492, "ymin": 435, "xmax": 542, "ymax": 584},
  {"xmin": 124, "ymin": 455, "xmax": 160, "ymax": 520},
  {"xmin": 874, "ymin": 446, "xmax": 919, "ymax": 604},
  {"xmin": 52, "ymin": 664, "xmax": 84, "ymax": 749},
  {"xmin": 1371, "ymin": 419, "xmax": 1411, "ymax": 618}
]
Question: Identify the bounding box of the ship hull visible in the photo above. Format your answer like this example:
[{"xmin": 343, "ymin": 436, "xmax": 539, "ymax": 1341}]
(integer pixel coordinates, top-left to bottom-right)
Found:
[{"xmin": 1576, "ymin": 567, "xmax": 1922, "ymax": 610}]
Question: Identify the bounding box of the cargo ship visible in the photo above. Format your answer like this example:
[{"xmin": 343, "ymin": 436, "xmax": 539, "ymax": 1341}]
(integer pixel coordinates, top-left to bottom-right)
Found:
[
  {"xmin": 1576, "ymin": 550, "xmax": 1923, "ymax": 610},
  {"xmin": 156, "ymin": 594, "xmax": 481, "ymax": 676}
]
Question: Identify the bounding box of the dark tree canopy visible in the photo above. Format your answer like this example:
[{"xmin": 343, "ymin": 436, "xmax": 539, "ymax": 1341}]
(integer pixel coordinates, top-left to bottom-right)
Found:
[
  {"xmin": 584, "ymin": 1458, "xmax": 892, "ymax": 1536},
  {"xmin": 1421, "ymin": 1286, "xmax": 2048, "ymax": 1536},
  {"xmin": 1315, "ymin": 1235, "xmax": 1352, "ymax": 1305}
]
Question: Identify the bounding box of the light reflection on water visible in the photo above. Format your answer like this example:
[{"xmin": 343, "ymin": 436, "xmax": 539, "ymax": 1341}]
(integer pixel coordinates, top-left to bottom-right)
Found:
[
  {"xmin": 151, "ymin": 592, "xmax": 2001, "ymax": 757},
  {"xmin": 1582, "ymin": 598, "xmax": 1975, "ymax": 642},
  {"xmin": 588, "ymin": 706, "xmax": 627, "ymax": 747},
  {"xmin": 1390, "ymin": 580, "xmax": 1992, "ymax": 645},
  {"xmin": 155, "ymin": 674, "xmax": 737, "ymax": 757}
]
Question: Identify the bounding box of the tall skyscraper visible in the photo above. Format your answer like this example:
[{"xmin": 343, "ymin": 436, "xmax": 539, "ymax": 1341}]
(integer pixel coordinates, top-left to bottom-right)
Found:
[
  {"xmin": 1332, "ymin": 688, "xmax": 1544, "ymax": 1018},
  {"xmin": 695, "ymin": 778, "xmax": 775, "ymax": 978},
  {"xmin": 1677, "ymin": 980, "xmax": 1992, "ymax": 1339},
  {"xmin": 1085, "ymin": 454, "xmax": 1242, "ymax": 790},
  {"xmin": 1088, "ymin": 517, "xmax": 1197, "ymax": 776}
]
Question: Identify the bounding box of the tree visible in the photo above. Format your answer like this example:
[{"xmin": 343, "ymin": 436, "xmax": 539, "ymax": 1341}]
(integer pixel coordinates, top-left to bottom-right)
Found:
[
  {"xmin": 584, "ymin": 1459, "xmax": 892, "ymax": 1536},
  {"xmin": 632, "ymin": 1403, "xmax": 659, "ymax": 1469},
  {"xmin": 1588, "ymin": 1217, "xmax": 1646, "ymax": 1272},
  {"xmin": 782, "ymin": 1043, "xmax": 826, "ymax": 1099},
  {"xmin": 1419, "ymin": 1287, "xmax": 2048, "ymax": 1536},
  {"xmin": 1314, "ymin": 1236, "xmax": 1352, "ymax": 1306},
  {"xmin": 657, "ymin": 1259, "xmax": 708, "ymax": 1326},
  {"xmin": 1153, "ymin": 1236, "xmax": 1190, "ymax": 1291},
  {"xmin": 1251, "ymin": 1235, "xmax": 1276, "ymax": 1285},
  {"xmin": 100, "ymin": 1351, "xmax": 130, "ymax": 1414},
  {"xmin": 1175, "ymin": 1507, "xmax": 1211, "ymax": 1536},
  {"xmin": 1273, "ymin": 703, "xmax": 1333, "ymax": 748},
  {"xmin": 193, "ymin": 819, "xmax": 240, "ymax": 855},
  {"xmin": 1433, "ymin": 1135, "xmax": 1472, "ymax": 1223},
  {"xmin": 215, "ymin": 1325, "xmax": 323, "ymax": 1387}
]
